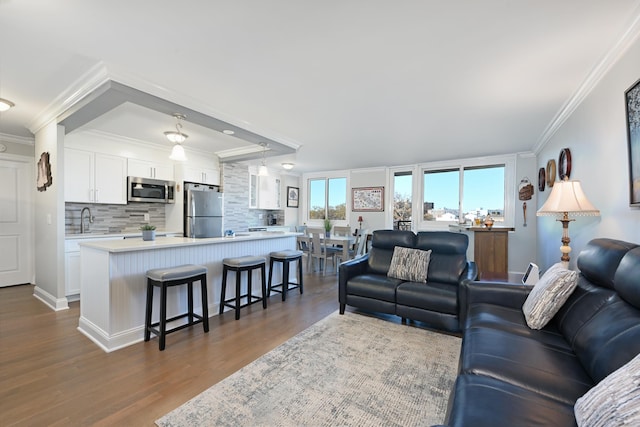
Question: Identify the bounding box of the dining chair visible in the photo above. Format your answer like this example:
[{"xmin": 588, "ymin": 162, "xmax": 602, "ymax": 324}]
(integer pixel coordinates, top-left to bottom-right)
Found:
[
  {"xmin": 333, "ymin": 226, "xmax": 351, "ymax": 237},
  {"xmin": 308, "ymin": 228, "xmax": 337, "ymax": 275},
  {"xmin": 355, "ymin": 229, "xmax": 369, "ymax": 257},
  {"xmin": 296, "ymin": 227, "xmax": 312, "ymax": 271}
]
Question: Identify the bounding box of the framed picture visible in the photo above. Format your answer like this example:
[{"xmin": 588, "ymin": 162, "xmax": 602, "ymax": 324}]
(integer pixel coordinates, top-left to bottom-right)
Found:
[
  {"xmin": 352, "ymin": 186, "xmax": 384, "ymax": 212},
  {"xmin": 625, "ymin": 78, "xmax": 640, "ymax": 206},
  {"xmin": 287, "ymin": 186, "xmax": 299, "ymax": 208}
]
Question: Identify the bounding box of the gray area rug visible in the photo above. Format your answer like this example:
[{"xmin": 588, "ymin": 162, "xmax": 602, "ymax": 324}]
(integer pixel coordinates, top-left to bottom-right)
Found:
[{"xmin": 156, "ymin": 311, "xmax": 461, "ymax": 427}]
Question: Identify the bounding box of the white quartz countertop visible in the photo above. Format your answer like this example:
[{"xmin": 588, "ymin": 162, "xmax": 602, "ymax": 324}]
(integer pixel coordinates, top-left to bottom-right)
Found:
[
  {"xmin": 65, "ymin": 231, "xmax": 182, "ymax": 240},
  {"xmin": 79, "ymin": 232, "xmax": 300, "ymax": 253}
]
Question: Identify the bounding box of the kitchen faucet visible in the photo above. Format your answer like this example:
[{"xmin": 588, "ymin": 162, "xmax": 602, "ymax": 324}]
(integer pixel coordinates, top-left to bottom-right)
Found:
[{"xmin": 80, "ymin": 207, "xmax": 94, "ymax": 233}]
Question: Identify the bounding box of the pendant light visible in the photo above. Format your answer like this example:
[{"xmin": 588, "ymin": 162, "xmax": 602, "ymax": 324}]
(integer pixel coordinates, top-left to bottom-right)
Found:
[
  {"xmin": 258, "ymin": 143, "xmax": 269, "ymax": 176},
  {"xmin": 166, "ymin": 113, "xmax": 188, "ymax": 161}
]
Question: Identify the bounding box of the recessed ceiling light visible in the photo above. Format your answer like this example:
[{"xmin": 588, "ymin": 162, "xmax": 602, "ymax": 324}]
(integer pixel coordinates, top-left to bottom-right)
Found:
[
  {"xmin": 0, "ymin": 98, "xmax": 15, "ymax": 112},
  {"xmin": 222, "ymin": 129, "xmax": 235, "ymax": 135},
  {"xmin": 281, "ymin": 162, "xmax": 294, "ymax": 170}
]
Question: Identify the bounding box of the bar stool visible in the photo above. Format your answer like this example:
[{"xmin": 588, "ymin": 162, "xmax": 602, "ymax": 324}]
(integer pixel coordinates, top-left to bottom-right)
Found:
[
  {"xmin": 144, "ymin": 264, "xmax": 209, "ymax": 351},
  {"xmin": 220, "ymin": 256, "xmax": 267, "ymax": 320},
  {"xmin": 268, "ymin": 249, "xmax": 304, "ymax": 301}
]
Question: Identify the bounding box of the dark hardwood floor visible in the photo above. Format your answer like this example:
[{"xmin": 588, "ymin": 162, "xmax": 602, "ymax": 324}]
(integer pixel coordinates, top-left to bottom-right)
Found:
[{"xmin": 0, "ymin": 272, "xmax": 344, "ymax": 426}]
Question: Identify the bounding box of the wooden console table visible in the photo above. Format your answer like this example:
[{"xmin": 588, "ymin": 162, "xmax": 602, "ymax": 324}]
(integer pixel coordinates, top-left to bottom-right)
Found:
[{"xmin": 470, "ymin": 227, "xmax": 515, "ymax": 280}]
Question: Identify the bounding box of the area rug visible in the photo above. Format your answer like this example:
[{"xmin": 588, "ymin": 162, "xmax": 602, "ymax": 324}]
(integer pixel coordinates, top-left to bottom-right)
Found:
[{"xmin": 156, "ymin": 311, "xmax": 461, "ymax": 427}]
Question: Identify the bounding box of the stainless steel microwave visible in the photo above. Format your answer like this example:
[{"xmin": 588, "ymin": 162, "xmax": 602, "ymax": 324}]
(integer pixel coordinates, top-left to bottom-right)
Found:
[{"xmin": 127, "ymin": 177, "xmax": 176, "ymax": 204}]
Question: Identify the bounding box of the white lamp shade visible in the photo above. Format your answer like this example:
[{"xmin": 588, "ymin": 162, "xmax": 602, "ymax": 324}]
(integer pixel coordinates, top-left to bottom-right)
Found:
[
  {"xmin": 169, "ymin": 143, "xmax": 188, "ymax": 161},
  {"xmin": 258, "ymin": 165, "xmax": 269, "ymax": 176},
  {"xmin": 537, "ymin": 179, "xmax": 600, "ymax": 216}
]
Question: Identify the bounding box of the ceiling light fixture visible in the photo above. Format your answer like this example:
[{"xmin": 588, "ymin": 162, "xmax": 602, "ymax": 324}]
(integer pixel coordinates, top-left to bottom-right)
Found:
[
  {"xmin": 166, "ymin": 113, "xmax": 188, "ymax": 161},
  {"xmin": 258, "ymin": 143, "xmax": 269, "ymax": 176},
  {"xmin": 0, "ymin": 98, "xmax": 15, "ymax": 112},
  {"xmin": 281, "ymin": 162, "xmax": 294, "ymax": 170},
  {"xmin": 222, "ymin": 129, "xmax": 235, "ymax": 135}
]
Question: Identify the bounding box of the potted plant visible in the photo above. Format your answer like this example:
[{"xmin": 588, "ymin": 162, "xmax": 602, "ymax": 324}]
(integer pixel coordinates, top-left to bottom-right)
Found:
[
  {"xmin": 324, "ymin": 218, "xmax": 332, "ymax": 237},
  {"xmin": 140, "ymin": 224, "xmax": 156, "ymax": 241}
]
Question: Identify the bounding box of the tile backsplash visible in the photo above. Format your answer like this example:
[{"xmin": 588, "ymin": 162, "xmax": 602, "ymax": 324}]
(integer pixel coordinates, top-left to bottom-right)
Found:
[
  {"xmin": 222, "ymin": 162, "xmax": 284, "ymax": 232},
  {"xmin": 65, "ymin": 202, "xmax": 166, "ymax": 235}
]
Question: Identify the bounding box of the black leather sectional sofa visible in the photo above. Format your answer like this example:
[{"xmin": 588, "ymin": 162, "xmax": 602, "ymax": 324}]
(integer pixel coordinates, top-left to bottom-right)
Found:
[
  {"xmin": 339, "ymin": 230, "xmax": 477, "ymax": 332},
  {"xmin": 441, "ymin": 238, "xmax": 640, "ymax": 426}
]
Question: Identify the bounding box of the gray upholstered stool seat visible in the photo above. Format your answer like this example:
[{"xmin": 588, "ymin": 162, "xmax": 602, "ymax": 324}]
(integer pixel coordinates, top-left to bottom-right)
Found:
[
  {"xmin": 147, "ymin": 264, "xmax": 208, "ymax": 281},
  {"xmin": 223, "ymin": 256, "xmax": 266, "ymax": 268},
  {"xmin": 144, "ymin": 264, "xmax": 209, "ymax": 351},
  {"xmin": 268, "ymin": 250, "xmax": 304, "ymax": 302},
  {"xmin": 220, "ymin": 256, "xmax": 267, "ymax": 320}
]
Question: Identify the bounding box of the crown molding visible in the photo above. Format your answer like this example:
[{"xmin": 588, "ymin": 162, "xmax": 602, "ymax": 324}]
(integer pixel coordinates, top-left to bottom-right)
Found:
[
  {"xmin": 28, "ymin": 62, "xmax": 110, "ymax": 134},
  {"xmin": 0, "ymin": 132, "xmax": 34, "ymax": 145},
  {"xmin": 534, "ymin": 5, "xmax": 640, "ymax": 154}
]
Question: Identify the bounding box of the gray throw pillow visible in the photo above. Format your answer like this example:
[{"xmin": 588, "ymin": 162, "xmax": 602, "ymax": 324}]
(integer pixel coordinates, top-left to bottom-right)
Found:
[
  {"xmin": 522, "ymin": 262, "xmax": 578, "ymax": 329},
  {"xmin": 574, "ymin": 352, "xmax": 640, "ymax": 426},
  {"xmin": 387, "ymin": 247, "xmax": 431, "ymax": 282}
]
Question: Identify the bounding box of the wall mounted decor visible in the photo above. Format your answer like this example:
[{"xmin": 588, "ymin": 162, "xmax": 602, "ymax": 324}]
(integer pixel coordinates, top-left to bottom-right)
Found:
[
  {"xmin": 36, "ymin": 152, "xmax": 53, "ymax": 191},
  {"xmin": 558, "ymin": 148, "xmax": 572, "ymax": 180},
  {"xmin": 287, "ymin": 186, "xmax": 299, "ymax": 208},
  {"xmin": 546, "ymin": 159, "xmax": 556, "ymax": 188},
  {"xmin": 625, "ymin": 78, "xmax": 640, "ymax": 206},
  {"xmin": 352, "ymin": 186, "xmax": 384, "ymax": 212},
  {"xmin": 538, "ymin": 167, "xmax": 546, "ymax": 191}
]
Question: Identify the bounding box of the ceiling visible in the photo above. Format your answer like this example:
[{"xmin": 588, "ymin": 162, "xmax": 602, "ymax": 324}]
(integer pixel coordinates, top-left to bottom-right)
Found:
[{"xmin": 1, "ymin": 1, "xmax": 640, "ymax": 173}]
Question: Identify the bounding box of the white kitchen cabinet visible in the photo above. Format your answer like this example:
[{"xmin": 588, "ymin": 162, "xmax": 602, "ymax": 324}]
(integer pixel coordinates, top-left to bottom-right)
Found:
[
  {"xmin": 251, "ymin": 174, "xmax": 281, "ymax": 209},
  {"xmin": 184, "ymin": 166, "xmax": 220, "ymax": 185},
  {"xmin": 64, "ymin": 236, "xmax": 123, "ymax": 298},
  {"xmin": 65, "ymin": 148, "xmax": 127, "ymax": 204},
  {"xmin": 128, "ymin": 158, "xmax": 174, "ymax": 181}
]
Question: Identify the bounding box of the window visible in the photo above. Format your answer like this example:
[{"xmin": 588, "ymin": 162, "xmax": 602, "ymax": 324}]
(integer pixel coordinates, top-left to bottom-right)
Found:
[
  {"xmin": 393, "ymin": 171, "xmax": 412, "ymax": 230},
  {"xmin": 308, "ymin": 177, "xmax": 346, "ymax": 220},
  {"xmin": 423, "ymin": 164, "xmax": 505, "ymax": 224}
]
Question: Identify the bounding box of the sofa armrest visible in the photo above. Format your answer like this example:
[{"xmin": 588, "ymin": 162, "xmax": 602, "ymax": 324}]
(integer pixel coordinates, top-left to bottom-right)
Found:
[
  {"xmin": 459, "ymin": 280, "xmax": 532, "ymax": 328},
  {"xmin": 464, "ymin": 261, "xmax": 478, "ymax": 281},
  {"xmin": 338, "ymin": 253, "xmax": 370, "ymax": 304}
]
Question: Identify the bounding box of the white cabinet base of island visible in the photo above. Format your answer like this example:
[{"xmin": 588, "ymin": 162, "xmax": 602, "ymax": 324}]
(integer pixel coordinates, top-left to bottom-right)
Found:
[{"xmin": 77, "ymin": 234, "xmax": 297, "ymax": 352}]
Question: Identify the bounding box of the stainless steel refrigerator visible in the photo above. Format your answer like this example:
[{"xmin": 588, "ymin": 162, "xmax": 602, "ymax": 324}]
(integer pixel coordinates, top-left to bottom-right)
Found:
[{"xmin": 184, "ymin": 182, "xmax": 224, "ymax": 238}]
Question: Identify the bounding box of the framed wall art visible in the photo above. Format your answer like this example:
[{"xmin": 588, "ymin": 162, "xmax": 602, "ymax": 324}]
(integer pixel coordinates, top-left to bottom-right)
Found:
[
  {"xmin": 625, "ymin": 78, "xmax": 640, "ymax": 206},
  {"xmin": 352, "ymin": 186, "xmax": 384, "ymax": 212},
  {"xmin": 287, "ymin": 186, "xmax": 299, "ymax": 208}
]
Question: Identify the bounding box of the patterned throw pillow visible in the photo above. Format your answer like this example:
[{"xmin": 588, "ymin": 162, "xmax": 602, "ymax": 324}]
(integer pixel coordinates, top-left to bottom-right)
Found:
[
  {"xmin": 574, "ymin": 352, "xmax": 640, "ymax": 426},
  {"xmin": 522, "ymin": 263, "xmax": 578, "ymax": 329},
  {"xmin": 387, "ymin": 247, "xmax": 431, "ymax": 282}
]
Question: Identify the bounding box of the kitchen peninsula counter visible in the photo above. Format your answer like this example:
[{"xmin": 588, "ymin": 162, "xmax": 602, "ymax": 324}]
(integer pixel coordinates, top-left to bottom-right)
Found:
[{"xmin": 78, "ymin": 232, "xmax": 298, "ymax": 352}]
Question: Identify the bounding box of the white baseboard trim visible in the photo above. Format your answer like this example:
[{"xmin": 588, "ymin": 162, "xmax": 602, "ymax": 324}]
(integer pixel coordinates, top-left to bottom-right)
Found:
[
  {"xmin": 79, "ymin": 303, "xmax": 220, "ymax": 352},
  {"xmin": 33, "ymin": 286, "xmax": 69, "ymax": 311}
]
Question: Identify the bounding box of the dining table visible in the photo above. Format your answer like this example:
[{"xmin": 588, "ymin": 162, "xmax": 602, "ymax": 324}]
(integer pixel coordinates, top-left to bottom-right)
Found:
[{"xmin": 296, "ymin": 234, "xmax": 357, "ymax": 262}]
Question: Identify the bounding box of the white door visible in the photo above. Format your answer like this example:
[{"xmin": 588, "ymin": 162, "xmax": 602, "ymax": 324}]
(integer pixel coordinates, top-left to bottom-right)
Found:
[{"xmin": 0, "ymin": 157, "xmax": 33, "ymax": 287}]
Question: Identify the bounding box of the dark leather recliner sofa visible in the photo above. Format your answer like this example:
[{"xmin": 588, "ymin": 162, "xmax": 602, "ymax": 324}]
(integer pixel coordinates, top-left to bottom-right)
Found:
[
  {"xmin": 339, "ymin": 230, "xmax": 478, "ymax": 332},
  {"xmin": 440, "ymin": 238, "xmax": 640, "ymax": 426}
]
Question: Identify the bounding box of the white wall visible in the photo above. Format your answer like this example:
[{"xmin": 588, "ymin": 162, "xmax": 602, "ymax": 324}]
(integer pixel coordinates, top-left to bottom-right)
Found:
[
  {"xmin": 280, "ymin": 173, "xmax": 301, "ymax": 229},
  {"xmin": 34, "ymin": 123, "xmax": 68, "ymax": 310},
  {"xmin": 536, "ymin": 37, "xmax": 640, "ymax": 271}
]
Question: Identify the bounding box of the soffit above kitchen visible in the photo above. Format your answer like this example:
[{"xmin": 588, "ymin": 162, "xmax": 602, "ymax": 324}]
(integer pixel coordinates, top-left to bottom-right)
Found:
[{"xmin": 59, "ymin": 80, "xmax": 298, "ymax": 162}]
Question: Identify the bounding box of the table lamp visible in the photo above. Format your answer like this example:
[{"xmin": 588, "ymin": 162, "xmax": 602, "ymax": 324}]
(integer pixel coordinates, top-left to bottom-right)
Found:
[
  {"xmin": 537, "ymin": 177, "xmax": 600, "ymax": 266},
  {"xmin": 357, "ymin": 216, "xmax": 363, "ymax": 232}
]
